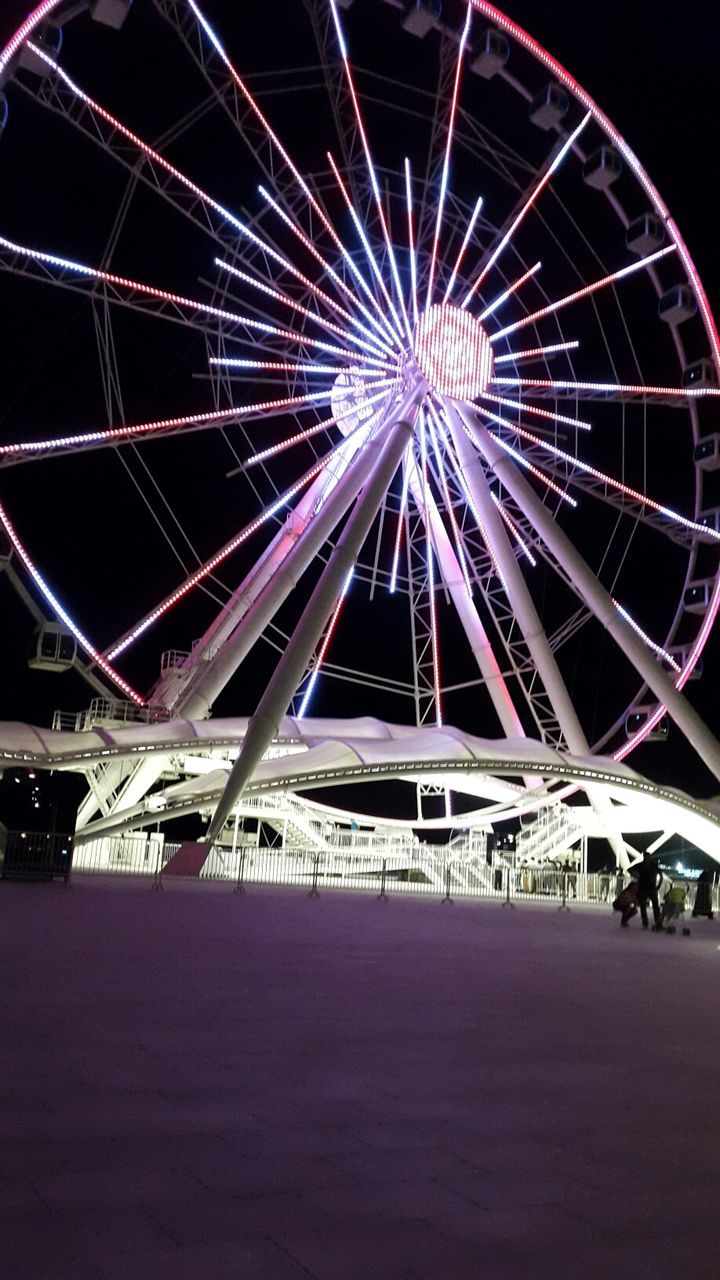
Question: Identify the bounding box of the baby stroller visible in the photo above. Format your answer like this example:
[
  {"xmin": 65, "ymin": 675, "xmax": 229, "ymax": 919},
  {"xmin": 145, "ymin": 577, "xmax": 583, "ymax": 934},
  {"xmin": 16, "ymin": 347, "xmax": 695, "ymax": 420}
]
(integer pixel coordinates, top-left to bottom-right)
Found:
[{"xmin": 661, "ymin": 882, "xmax": 690, "ymax": 935}]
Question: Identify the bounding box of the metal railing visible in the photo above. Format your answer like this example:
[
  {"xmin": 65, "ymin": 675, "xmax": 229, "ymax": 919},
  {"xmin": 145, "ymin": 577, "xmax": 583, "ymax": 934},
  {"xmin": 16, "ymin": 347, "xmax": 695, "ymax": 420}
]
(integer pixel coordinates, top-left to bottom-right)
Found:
[{"xmin": 9, "ymin": 833, "xmax": 719, "ymax": 917}]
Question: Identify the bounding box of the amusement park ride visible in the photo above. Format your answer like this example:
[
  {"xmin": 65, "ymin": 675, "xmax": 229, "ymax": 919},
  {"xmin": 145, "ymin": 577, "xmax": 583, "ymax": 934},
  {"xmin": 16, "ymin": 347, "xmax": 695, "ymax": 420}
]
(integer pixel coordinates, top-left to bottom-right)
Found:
[{"xmin": 1, "ymin": 0, "xmax": 720, "ymax": 870}]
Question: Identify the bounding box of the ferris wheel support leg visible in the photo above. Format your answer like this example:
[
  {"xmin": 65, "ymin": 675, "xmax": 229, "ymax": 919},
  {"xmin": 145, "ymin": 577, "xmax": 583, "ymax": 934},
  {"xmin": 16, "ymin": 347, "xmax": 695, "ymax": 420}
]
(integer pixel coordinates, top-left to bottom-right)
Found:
[
  {"xmin": 204, "ymin": 386, "xmax": 424, "ymax": 845},
  {"xmin": 460, "ymin": 406, "xmax": 720, "ymax": 787},
  {"xmin": 178, "ymin": 408, "xmax": 403, "ymax": 720},
  {"xmin": 444, "ymin": 401, "xmax": 629, "ymax": 869},
  {"xmin": 405, "ymin": 459, "xmax": 526, "ymax": 741}
]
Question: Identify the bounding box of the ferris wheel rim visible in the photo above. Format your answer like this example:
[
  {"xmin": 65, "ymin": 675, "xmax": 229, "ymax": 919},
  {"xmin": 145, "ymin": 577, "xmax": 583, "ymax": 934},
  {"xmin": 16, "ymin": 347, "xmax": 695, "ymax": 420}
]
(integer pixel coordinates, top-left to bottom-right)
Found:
[{"xmin": 1, "ymin": 0, "xmax": 718, "ymax": 788}]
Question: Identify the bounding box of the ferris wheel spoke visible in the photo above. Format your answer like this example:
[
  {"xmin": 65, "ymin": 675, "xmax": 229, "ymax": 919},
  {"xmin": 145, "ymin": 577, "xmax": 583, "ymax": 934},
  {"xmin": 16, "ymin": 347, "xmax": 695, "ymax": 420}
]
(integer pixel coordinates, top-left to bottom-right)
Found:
[
  {"xmin": 490, "ymin": 245, "xmax": 676, "ymax": 341},
  {"xmin": 442, "ymin": 195, "xmax": 483, "ymax": 306},
  {"xmin": 0, "ymin": 498, "xmax": 144, "ymax": 706},
  {"xmin": 491, "ymin": 376, "xmax": 720, "ymax": 404},
  {"xmin": 461, "ymin": 112, "xmax": 591, "ymax": 309},
  {"xmin": 241, "ymin": 387, "xmax": 395, "ymax": 470},
  {"xmin": 213, "ymin": 258, "xmax": 394, "ymax": 361},
  {"xmin": 460, "ymin": 406, "xmax": 720, "ymax": 783},
  {"xmin": 166, "ymin": 0, "xmax": 402, "ymax": 352},
  {"xmin": 490, "ymin": 493, "xmax": 537, "ymax": 567},
  {"xmin": 327, "ymin": 1, "xmax": 413, "ymax": 342},
  {"xmin": 478, "ymin": 261, "xmax": 541, "ymax": 322},
  {"xmin": 493, "ymin": 341, "xmax": 580, "ymax": 367},
  {"xmin": 476, "ymin": 390, "xmax": 591, "ymax": 431},
  {"xmin": 257, "ymin": 184, "xmax": 402, "ymax": 352},
  {"xmin": 326, "ymin": 152, "xmax": 406, "ymax": 345},
  {"xmin": 21, "ymin": 42, "xmax": 256, "ymax": 253},
  {"xmin": 105, "ymin": 406, "xmax": 385, "ymax": 662},
  {"xmin": 485, "ymin": 416, "xmax": 720, "ymax": 545},
  {"xmin": 0, "ymin": 391, "xmax": 350, "ymax": 468},
  {"xmin": 424, "ymin": 1, "xmax": 474, "ymax": 310}
]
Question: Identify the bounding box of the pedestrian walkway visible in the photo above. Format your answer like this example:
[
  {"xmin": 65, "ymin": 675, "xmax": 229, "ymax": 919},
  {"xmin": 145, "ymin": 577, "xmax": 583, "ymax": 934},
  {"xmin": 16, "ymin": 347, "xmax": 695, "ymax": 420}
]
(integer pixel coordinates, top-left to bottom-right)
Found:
[{"xmin": 1, "ymin": 876, "xmax": 718, "ymax": 1279}]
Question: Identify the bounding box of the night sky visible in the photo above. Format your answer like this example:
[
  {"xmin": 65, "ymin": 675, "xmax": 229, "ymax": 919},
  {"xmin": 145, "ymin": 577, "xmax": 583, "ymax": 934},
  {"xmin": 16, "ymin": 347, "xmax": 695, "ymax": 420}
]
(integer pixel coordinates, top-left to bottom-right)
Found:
[{"xmin": 1, "ymin": 0, "xmax": 719, "ymax": 830}]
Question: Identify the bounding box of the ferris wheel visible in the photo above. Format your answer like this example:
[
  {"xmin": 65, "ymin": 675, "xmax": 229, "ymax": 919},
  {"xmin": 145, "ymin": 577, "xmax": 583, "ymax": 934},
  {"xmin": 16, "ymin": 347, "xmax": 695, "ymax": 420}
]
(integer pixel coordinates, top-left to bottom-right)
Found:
[{"xmin": 2, "ymin": 0, "xmax": 720, "ymax": 839}]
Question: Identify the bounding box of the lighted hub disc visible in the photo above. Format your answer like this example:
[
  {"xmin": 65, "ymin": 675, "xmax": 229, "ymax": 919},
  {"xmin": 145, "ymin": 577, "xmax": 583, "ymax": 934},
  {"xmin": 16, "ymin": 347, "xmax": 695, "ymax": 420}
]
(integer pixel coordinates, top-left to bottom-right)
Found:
[{"xmin": 413, "ymin": 304, "xmax": 493, "ymax": 400}]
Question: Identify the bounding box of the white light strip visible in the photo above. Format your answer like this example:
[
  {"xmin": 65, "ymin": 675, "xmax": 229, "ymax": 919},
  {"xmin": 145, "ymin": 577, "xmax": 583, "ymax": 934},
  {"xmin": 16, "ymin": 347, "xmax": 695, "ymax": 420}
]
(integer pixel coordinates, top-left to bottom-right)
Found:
[
  {"xmin": 613, "ymin": 600, "xmax": 680, "ymax": 672},
  {"xmin": 478, "ymin": 261, "xmax": 541, "ymax": 321},
  {"xmin": 425, "ymin": 0, "xmax": 474, "ymax": 309},
  {"xmin": 501, "ymin": 421, "xmax": 719, "ymax": 540},
  {"xmin": 490, "ymin": 492, "xmax": 537, "ymax": 566},
  {"xmin": 0, "ymin": 499, "xmax": 144, "ymax": 704},
  {"xmin": 462, "ymin": 112, "xmax": 591, "ymax": 308},
  {"xmin": 298, "ymin": 569, "xmax": 354, "ymax": 718},
  {"xmin": 491, "ymin": 245, "xmax": 677, "ymax": 340},
  {"xmin": 494, "ymin": 340, "xmax": 579, "ymax": 364},
  {"xmin": 477, "ymin": 390, "xmax": 591, "ymax": 431},
  {"xmin": 443, "ymin": 195, "xmax": 484, "ymax": 305}
]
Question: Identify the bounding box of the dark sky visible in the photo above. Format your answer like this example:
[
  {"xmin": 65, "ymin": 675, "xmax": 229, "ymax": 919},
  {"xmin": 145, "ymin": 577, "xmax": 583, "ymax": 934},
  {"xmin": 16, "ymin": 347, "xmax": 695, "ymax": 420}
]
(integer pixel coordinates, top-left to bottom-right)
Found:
[{"xmin": 1, "ymin": 0, "xmax": 719, "ymax": 813}]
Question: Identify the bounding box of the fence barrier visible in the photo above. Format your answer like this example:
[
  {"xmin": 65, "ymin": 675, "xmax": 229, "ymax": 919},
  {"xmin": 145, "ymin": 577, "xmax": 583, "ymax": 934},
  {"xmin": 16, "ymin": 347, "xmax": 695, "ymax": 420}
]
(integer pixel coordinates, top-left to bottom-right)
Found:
[{"xmin": 6, "ymin": 833, "xmax": 706, "ymax": 916}]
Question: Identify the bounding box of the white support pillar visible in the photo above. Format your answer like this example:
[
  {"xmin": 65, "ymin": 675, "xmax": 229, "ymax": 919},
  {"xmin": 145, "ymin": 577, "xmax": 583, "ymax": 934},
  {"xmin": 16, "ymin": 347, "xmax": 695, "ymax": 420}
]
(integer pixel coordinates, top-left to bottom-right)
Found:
[
  {"xmin": 206, "ymin": 385, "xmax": 423, "ymax": 844},
  {"xmin": 462, "ymin": 407, "xmax": 720, "ymax": 785},
  {"xmin": 178, "ymin": 398, "xmax": 404, "ymax": 720},
  {"xmin": 446, "ymin": 401, "xmax": 629, "ymax": 869},
  {"xmin": 405, "ymin": 457, "xmax": 526, "ymax": 739}
]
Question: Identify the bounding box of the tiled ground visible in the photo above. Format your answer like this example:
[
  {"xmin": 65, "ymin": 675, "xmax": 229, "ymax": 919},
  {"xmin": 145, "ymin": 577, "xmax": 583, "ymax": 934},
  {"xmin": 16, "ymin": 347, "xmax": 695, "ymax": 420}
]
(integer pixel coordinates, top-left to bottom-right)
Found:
[{"xmin": 1, "ymin": 875, "xmax": 719, "ymax": 1279}]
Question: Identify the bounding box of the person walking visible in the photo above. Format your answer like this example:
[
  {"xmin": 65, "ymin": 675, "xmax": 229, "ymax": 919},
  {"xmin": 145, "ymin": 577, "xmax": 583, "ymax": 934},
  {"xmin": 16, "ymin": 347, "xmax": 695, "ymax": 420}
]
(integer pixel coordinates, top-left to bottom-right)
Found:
[{"xmin": 636, "ymin": 852, "xmax": 663, "ymax": 930}]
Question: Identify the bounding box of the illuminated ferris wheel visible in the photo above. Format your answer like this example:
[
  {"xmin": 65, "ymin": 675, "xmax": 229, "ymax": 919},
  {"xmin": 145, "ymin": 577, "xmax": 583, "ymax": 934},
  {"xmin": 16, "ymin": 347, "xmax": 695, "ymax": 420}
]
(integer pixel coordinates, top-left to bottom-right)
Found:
[{"xmin": 2, "ymin": 0, "xmax": 720, "ymax": 839}]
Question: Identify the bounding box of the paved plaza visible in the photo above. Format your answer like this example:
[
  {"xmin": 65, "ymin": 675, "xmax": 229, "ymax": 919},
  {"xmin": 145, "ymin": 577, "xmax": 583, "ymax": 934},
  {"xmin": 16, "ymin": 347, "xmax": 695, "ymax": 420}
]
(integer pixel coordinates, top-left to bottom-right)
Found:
[{"xmin": 1, "ymin": 875, "xmax": 719, "ymax": 1280}]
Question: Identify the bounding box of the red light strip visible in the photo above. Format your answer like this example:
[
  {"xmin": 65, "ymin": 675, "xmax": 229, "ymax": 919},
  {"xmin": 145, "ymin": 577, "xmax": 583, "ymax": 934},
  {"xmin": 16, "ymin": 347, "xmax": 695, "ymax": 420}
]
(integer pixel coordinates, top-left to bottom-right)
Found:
[
  {"xmin": 244, "ymin": 386, "xmax": 394, "ymax": 467},
  {"xmin": 0, "ymin": 0, "xmax": 63, "ymax": 75},
  {"xmin": 478, "ymin": 261, "xmax": 541, "ymax": 321},
  {"xmin": 0, "ymin": 499, "xmax": 144, "ymax": 704},
  {"xmin": 491, "ymin": 245, "xmax": 676, "ymax": 340},
  {"xmin": 0, "ymin": 392, "xmax": 339, "ymax": 459}
]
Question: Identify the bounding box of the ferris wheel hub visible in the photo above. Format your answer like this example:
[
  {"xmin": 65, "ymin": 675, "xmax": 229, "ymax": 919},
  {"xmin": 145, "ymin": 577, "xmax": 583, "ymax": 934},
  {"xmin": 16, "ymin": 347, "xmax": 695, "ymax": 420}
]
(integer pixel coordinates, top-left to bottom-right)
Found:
[{"xmin": 413, "ymin": 303, "xmax": 493, "ymax": 401}]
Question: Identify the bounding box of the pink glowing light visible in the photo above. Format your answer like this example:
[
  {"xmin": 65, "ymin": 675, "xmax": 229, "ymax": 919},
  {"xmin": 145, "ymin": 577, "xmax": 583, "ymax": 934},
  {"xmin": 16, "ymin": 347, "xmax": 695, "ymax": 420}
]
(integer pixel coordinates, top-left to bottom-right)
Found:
[
  {"xmin": 389, "ymin": 445, "xmax": 412, "ymax": 595},
  {"xmin": 415, "ymin": 305, "xmax": 493, "ymax": 399}
]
